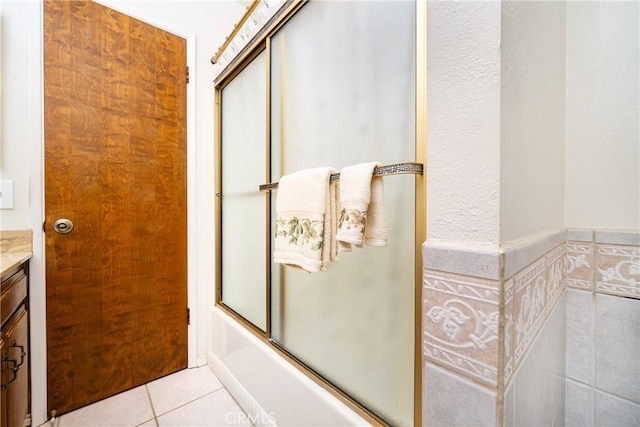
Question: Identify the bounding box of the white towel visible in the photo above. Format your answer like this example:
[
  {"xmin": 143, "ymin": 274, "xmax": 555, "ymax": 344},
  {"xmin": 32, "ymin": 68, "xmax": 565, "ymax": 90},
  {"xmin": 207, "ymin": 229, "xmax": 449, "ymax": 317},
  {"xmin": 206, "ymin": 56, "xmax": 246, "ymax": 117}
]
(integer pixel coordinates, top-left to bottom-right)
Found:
[
  {"xmin": 273, "ymin": 167, "xmax": 337, "ymax": 272},
  {"xmin": 364, "ymin": 175, "xmax": 388, "ymax": 247},
  {"xmin": 336, "ymin": 162, "xmax": 388, "ymax": 250}
]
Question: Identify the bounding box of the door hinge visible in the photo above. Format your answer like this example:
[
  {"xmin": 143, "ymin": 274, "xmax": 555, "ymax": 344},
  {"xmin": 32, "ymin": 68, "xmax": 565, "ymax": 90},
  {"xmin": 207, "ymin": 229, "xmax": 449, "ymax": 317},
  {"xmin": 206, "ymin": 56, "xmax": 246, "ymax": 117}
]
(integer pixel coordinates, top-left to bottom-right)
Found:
[
  {"xmin": 43, "ymin": 220, "xmax": 46, "ymax": 233},
  {"xmin": 187, "ymin": 308, "xmax": 190, "ymax": 325},
  {"xmin": 186, "ymin": 66, "xmax": 190, "ymax": 84}
]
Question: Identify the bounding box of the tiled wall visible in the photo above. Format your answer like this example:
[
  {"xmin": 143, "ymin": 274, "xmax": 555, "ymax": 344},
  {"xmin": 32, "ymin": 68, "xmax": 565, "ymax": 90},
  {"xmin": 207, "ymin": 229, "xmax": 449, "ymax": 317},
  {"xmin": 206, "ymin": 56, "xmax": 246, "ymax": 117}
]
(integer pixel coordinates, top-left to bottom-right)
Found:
[
  {"xmin": 422, "ymin": 270, "xmax": 501, "ymax": 426},
  {"xmin": 565, "ymin": 229, "xmax": 640, "ymax": 427},
  {"xmin": 422, "ymin": 229, "xmax": 567, "ymax": 426},
  {"xmin": 503, "ymin": 243, "xmax": 566, "ymax": 427},
  {"xmin": 423, "ymin": 228, "xmax": 639, "ymax": 426}
]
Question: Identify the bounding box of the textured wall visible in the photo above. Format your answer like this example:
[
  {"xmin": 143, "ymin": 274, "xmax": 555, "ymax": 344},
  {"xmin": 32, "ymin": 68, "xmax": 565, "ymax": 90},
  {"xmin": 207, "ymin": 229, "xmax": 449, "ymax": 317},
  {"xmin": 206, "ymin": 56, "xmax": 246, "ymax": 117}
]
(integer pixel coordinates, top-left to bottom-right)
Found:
[
  {"xmin": 500, "ymin": 1, "xmax": 566, "ymax": 243},
  {"xmin": 426, "ymin": 1, "xmax": 501, "ymax": 245},
  {"xmin": 565, "ymin": 2, "xmax": 640, "ymax": 229}
]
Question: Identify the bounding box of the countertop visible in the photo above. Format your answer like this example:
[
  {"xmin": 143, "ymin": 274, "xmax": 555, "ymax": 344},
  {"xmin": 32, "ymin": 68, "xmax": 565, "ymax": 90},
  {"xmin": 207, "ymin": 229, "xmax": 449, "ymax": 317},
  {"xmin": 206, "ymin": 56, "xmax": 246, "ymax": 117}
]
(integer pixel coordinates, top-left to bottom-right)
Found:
[{"xmin": 0, "ymin": 230, "xmax": 33, "ymax": 278}]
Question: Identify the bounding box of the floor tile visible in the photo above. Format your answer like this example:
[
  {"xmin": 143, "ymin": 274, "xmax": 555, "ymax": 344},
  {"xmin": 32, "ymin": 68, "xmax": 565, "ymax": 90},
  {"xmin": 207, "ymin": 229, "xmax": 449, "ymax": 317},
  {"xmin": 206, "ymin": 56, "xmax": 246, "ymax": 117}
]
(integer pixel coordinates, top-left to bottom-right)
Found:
[
  {"xmin": 147, "ymin": 366, "xmax": 224, "ymax": 416},
  {"xmin": 156, "ymin": 388, "xmax": 251, "ymax": 427},
  {"xmin": 135, "ymin": 420, "xmax": 158, "ymax": 427},
  {"xmin": 58, "ymin": 386, "xmax": 154, "ymax": 427}
]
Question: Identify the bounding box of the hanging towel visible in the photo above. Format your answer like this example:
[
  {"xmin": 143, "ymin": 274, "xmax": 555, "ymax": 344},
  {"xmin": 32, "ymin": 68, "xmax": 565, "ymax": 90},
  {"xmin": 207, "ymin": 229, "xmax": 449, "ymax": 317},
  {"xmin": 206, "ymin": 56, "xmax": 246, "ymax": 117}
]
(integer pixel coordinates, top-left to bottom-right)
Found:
[
  {"xmin": 336, "ymin": 162, "xmax": 388, "ymax": 249},
  {"xmin": 273, "ymin": 167, "xmax": 338, "ymax": 272},
  {"xmin": 364, "ymin": 175, "xmax": 388, "ymax": 247}
]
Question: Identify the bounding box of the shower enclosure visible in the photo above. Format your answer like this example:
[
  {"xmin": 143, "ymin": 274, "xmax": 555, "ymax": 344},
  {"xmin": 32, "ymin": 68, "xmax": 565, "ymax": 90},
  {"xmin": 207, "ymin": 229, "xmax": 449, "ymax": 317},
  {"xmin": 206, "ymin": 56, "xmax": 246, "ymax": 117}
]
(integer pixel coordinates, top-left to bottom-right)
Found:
[{"xmin": 213, "ymin": 1, "xmax": 425, "ymax": 424}]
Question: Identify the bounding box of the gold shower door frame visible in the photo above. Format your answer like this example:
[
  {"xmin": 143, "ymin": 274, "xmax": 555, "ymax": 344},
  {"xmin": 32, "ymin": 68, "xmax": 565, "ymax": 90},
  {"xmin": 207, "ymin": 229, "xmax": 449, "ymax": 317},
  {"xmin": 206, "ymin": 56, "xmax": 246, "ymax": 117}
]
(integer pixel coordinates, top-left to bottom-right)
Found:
[{"xmin": 214, "ymin": 1, "xmax": 426, "ymax": 425}]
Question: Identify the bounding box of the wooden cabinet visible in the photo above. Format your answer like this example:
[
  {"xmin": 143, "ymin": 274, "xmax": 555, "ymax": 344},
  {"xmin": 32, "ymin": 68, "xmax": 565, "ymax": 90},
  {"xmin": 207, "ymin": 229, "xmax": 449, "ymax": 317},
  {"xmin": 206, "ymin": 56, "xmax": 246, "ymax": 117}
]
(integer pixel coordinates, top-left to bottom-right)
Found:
[{"xmin": 1, "ymin": 263, "xmax": 30, "ymax": 427}]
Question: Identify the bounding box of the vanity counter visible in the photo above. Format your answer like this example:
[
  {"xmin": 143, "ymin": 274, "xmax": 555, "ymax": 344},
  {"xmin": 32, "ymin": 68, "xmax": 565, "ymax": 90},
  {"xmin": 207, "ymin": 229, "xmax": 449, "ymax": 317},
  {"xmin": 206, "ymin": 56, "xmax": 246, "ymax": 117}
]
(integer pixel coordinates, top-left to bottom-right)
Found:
[{"xmin": 0, "ymin": 230, "xmax": 33, "ymax": 278}]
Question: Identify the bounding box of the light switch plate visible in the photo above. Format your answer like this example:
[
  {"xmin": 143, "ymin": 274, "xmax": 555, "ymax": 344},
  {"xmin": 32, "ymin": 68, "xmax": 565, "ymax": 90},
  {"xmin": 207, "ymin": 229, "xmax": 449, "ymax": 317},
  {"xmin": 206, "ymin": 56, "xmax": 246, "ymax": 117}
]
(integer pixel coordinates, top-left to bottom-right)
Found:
[{"xmin": 0, "ymin": 180, "xmax": 15, "ymax": 209}]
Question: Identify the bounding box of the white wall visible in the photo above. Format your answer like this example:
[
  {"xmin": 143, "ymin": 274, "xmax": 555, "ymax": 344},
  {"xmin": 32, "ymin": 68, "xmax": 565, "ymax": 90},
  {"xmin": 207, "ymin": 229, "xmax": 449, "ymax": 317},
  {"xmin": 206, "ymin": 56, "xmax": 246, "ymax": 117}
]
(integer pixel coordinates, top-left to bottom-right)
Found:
[
  {"xmin": 565, "ymin": 1, "xmax": 640, "ymax": 230},
  {"xmin": 1, "ymin": 2, "xmax": 46, "ymax": 425},
  {"xmin": 500, "ymin": 1, "xmax": 566, "ymax": 243},
  {"xmin": 0, "ymin": 0, "xmax": 40, "ymax": 230},
  {"xmin": 0, "ymin": 1, "xmax": 245, "ymax": 424},
  {"xmin": 426, "ymin": 1, "xmax": 502, "ymax": 246}
]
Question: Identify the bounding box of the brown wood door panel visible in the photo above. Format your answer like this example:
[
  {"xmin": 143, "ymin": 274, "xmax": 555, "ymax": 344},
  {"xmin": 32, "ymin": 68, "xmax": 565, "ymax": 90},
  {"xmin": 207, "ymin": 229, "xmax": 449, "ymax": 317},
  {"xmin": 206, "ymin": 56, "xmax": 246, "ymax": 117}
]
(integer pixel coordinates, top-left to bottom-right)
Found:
[{"xmin": 44, "ymin": 0, "xmax": 187, "ymax": 415}]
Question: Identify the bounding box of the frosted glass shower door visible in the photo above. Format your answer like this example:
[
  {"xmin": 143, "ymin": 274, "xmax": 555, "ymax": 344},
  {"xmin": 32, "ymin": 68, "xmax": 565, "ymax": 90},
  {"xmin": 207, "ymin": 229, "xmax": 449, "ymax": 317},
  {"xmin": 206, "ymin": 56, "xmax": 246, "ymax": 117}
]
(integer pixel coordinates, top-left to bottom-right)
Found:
[
  {"xmin": 269, "ymin": 2, "xmax": 416, "ymax": 425},
  {"xmin": 220, "ymin": 51, "xmax": 267, "ymax": 331}
]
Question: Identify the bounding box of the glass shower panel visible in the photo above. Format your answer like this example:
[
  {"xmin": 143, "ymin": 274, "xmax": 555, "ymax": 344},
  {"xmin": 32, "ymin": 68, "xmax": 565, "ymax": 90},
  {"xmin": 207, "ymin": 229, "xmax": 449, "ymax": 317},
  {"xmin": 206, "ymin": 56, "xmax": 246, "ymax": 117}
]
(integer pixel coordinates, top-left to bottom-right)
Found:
[
  {"xmin": 221, "ymin": 51, "xmax": 267, "ymax": 331},
  {"xmin": 270, "ymin": 2, "xmax": 416, "ymax": 425}
]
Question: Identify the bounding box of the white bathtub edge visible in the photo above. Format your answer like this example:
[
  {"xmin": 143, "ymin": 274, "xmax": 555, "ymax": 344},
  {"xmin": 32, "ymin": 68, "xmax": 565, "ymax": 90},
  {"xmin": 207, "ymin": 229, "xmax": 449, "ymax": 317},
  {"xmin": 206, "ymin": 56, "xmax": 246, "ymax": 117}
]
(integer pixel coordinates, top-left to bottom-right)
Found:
[
  {"xmin": 208, "ymin": 306, "xmax": 372, "ymax": 427},
  {"xmin": 208, "ymin": 349, "xmax": 277, "ymax": 427}
]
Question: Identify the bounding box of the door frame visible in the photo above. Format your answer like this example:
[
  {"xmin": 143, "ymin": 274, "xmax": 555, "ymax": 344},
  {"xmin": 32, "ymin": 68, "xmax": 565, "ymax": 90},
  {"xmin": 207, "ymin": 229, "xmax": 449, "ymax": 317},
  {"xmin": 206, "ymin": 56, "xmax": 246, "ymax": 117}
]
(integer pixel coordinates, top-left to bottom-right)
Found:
[{"xmin": 28, "ymin": 2, "xmax": 199, "ymax": 423}]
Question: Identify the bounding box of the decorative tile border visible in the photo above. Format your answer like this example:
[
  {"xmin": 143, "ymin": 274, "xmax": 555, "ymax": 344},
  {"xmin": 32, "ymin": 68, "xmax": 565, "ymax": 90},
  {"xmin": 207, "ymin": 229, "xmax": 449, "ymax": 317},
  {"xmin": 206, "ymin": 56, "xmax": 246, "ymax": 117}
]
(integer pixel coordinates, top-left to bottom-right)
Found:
[
  {"xmin": 423, "ymin": 271, "xmax": 500, "ymax": 387},
  {"xmin": 596, "ymin": 245, "xmax": 640, "ymax": 299},
  {"xmin": 566, "ymin": 242, "xmax": 594, "ymax": 290},
  {"xmin": 503, "ymin": 278, "xmax": 514, "ymax": 385},
  {"xmin": 421, "ymin": 227, "xmax": 638, "ymax": 419},
  {"xmin": 513, "ymin": 255, "xmax": 548, "ymax": 365},
  {"xmin": 545, "ymin": 244, "xmax": 566, "ymax": 313},
  {"xmin": 512, "ymin": 243, "xmax": 565, "ymax": 369},
  {"xmin": 566, "ymin": 229, "xmax": 640, "ymax": 299}
]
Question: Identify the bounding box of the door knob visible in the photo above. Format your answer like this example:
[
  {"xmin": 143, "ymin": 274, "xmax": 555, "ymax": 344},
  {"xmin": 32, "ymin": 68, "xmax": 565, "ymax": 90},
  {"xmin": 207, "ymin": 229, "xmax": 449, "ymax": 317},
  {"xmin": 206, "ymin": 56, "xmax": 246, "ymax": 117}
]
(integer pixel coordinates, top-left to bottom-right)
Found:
[{"xmin": 53, "ymin": 218, "xmax": 74, "ymax": 234}]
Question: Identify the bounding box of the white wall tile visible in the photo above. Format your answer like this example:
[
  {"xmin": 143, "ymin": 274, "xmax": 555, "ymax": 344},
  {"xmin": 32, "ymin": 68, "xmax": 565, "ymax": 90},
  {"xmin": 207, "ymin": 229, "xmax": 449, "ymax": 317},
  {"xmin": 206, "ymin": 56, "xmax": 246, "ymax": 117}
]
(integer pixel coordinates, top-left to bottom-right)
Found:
[
  {"xmin": 595, "ymin": 390, "xmax": 640, "ymax": 427},
  {"xmin": 547, "ymin": 294, "xmax": 567, "ymax": 378},
  {"xmin": 423, "ymin": 363, "xmax": 496, "ymax": 427},
  {"xmin": 567, "ymin": 228, "xmax": 593, "ymax": 243},
  {"xmin": 595, "ymin": 294, "xmax": 640, "ymax": 402},
  {"xmin": 594, "ymin": 230, "xmax": 640, "ymax": 246},
  {"xmin": 514, "ymin": 329, "xmax": 547, "ymax": 427},
  {"xmin": 565, "ymin": 380, "xmax": 593, "ymax": 427},
  {"xmin": 511, "ymin": 297, "xmax": 566, "ymax": 427},
  {"xmin": 546, "ymin": 294, "xmax": 567, "ymax": 425},
  {"xmin": 504, "ymin": 382, "xmax": 515, "ymax": 427},
  {"xmin": 503, "ymin": 232, "xmax": 566, "ymax": 280},
  {"xmin": 566, "ymin": 289, "xmax": 593, "ymax": 384},
  {"xmin": 422, "ymin": 242, "xmax": 501, "ymax": 280}
]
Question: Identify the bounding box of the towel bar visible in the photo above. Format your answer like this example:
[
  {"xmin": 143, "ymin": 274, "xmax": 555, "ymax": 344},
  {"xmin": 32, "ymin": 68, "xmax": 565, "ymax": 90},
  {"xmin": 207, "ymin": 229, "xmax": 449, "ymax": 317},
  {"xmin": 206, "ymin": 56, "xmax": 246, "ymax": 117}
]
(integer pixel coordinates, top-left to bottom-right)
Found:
[{"xmin": 258, "ymin": 162, "xmax": 423, "ymax": 192}]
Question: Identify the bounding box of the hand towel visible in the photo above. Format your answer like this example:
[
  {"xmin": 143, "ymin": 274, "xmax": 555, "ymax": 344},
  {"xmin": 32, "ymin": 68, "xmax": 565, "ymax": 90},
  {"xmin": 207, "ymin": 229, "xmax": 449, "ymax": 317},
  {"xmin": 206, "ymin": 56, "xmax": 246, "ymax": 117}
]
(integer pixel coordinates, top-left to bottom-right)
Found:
[
  {"xmin": 364, "ymin": 175, "xmax": 388, "ymax": 247},
  {"xmin": 336, "ymin": 162, "xmax": 387, "ymax": 249},
  {"xmin": 273, "ymin": 167, "xmax": 337, "ymax": 272}
]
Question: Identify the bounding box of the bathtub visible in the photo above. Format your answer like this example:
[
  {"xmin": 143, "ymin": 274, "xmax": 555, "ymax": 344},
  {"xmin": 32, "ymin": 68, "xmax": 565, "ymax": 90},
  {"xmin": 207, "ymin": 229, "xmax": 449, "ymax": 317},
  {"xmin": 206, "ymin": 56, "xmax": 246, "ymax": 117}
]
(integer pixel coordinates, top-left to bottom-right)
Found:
[{"xmin": 208, "ymin": 307, "xmax": 370, "ymax": 427}]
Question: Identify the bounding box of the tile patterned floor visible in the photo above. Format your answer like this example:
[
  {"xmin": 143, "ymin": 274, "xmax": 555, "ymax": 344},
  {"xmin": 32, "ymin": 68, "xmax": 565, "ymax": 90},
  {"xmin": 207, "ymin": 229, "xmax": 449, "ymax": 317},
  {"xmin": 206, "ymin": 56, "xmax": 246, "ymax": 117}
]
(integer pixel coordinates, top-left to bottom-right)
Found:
[{"xmin": 43, "ymin": 366, "xmax": 252, "ymax": 427}]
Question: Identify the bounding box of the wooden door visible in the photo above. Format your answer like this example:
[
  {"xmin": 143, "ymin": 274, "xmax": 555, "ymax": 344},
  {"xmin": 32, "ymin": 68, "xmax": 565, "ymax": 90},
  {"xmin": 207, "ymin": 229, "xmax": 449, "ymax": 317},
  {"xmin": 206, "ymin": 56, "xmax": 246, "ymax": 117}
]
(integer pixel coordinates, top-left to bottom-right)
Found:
[{"xmin": 43, "ymin": 0, "xmax": 188, "ymax": 415}]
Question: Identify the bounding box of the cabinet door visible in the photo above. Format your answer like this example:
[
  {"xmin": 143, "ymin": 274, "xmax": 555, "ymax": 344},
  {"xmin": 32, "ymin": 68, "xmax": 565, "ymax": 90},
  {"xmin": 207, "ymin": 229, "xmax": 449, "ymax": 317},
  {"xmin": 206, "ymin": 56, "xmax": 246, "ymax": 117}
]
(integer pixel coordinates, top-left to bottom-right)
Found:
[
  {"xmin": 1, "ymin": 335, "xmax": 7, "ymax": 427},
  {"xmin": 1, "ymin": 266, "xmax": 28, "ymax": 327},
  {"xmin": 2, "ymin": 306, "xmax": 28, "ymax": 427}
]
